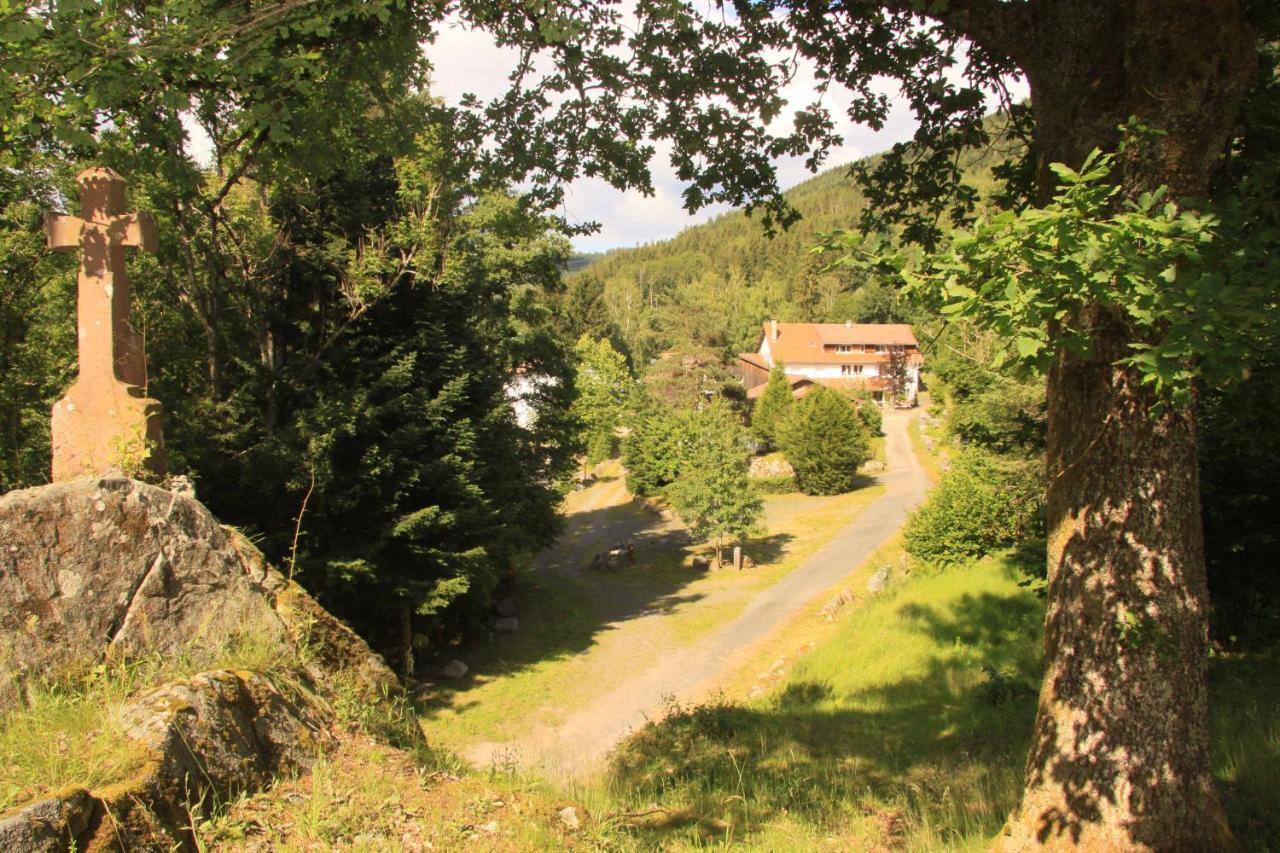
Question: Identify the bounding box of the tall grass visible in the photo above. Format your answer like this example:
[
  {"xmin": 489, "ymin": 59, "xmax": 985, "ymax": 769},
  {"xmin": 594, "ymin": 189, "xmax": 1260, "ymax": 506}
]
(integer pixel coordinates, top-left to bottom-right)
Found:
[
  {"xmin": 0, "ymin": 631, "xmax": 299, "ymax": 813},
  {"xmin": 1211, "ymin": 647, "xmax": 1280, "ymax": 851}
]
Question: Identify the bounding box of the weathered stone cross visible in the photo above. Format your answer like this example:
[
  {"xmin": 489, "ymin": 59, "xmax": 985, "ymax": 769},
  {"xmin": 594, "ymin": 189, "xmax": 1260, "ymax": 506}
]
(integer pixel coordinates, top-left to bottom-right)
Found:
[{"xmin": 45, "ymin": 167, "xmax": 167, "ymax": 481}]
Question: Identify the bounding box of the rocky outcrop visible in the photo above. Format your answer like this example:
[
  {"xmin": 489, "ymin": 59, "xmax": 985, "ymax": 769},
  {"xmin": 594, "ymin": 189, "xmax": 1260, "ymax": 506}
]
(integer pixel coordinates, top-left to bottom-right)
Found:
[
  {"xmin": 0, "ymin": 790, "xmax": 94, "ymax": 852},
  {"xmin": 0, "ymin": 478, "xmax": 283, "ymax": 704},
  {"xmin": 0, "ymin": 477, "xmax": 396, "ymax": 707},
  {"xmin": 0, "ymin": 477, "xmax": 400, "ymax": 850},
  {"xmin": 0, "ymin": 670, "xmax": 334, "ymax": 851}
]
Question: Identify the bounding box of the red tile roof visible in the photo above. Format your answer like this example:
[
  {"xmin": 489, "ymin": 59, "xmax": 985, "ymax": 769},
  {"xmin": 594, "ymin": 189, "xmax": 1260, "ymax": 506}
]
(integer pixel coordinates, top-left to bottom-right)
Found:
[
  {"xmin": 745, "ymin": 375, "xmax": 812, "ymax": 400},
  {"xmin": 761, "ymin": 322, "xmax": 919, "ymax": 365}
]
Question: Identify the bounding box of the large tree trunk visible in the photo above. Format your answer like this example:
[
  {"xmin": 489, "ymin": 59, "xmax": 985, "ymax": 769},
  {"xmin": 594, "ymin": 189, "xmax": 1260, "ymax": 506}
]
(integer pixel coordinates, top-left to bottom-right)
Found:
[{"xmin": 995, "ymin": 2, "xmax": 1256, "ymax": 849}]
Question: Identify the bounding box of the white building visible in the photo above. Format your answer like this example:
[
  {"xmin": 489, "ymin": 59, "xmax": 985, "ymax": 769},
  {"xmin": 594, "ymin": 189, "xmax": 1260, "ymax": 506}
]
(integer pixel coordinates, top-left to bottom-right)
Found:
[{"xmin": 740, "ymin": 320, "xmax": 923, "ymax": 405}]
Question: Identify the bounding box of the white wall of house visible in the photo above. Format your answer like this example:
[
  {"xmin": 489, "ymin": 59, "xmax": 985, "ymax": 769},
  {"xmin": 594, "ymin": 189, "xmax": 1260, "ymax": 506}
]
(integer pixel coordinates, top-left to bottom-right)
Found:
[{"xmin": 782, "ymin": 362, "xmax": 881, "ymax": 379}]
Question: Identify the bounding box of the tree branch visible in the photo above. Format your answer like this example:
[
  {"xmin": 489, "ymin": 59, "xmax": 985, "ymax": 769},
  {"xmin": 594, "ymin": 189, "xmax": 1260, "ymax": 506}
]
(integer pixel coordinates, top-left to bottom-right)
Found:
[{"xmin": 870, "ymin": 0, "xmax": 1035, "ymax": 66}]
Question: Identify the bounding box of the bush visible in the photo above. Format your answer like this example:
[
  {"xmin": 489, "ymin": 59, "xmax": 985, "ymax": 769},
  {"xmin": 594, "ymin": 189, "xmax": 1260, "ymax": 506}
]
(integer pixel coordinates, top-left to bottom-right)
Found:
[
  {"xmin": 950, "ymin": 376, "xmax": 1046, "ymax": 453},
  {"xmin": 777, "ymin": 386, "xmax": 871, "ymax": 495},
  {"xmin": 850, "ymin": 390, "xmax": 883, "ymax": 435},
  {"xmin": 904, "ymin": 449, "xmax": 1044, "ymax": 563},
  {"xmin": 586, "ymin": 429, "xmax": 617, "ymax": 465}
]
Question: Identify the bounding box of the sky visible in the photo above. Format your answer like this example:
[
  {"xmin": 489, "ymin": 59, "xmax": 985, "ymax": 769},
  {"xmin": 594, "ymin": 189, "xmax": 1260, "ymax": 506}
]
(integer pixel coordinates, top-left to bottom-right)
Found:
[
  {"xmin": 185, "ymin": 13, "xmax": 1024, "ymax": 256},
  {"xmin": 426, "ymin": 21, "xmax": 937, "ymax": 256}
]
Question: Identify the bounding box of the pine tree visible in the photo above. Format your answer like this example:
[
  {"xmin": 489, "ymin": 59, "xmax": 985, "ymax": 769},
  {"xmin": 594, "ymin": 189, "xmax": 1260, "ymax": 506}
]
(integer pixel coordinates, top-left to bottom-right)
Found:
[
  {"xmin": 622, "ymin": 394, "xmax": 685, "ymax": 497},
  {"xmin": 750, "ymin": 362, "xmax": 794, "ymax": 449},
  {"xmin": 666, "ymin": 401, "xmax": 764, "ymax": 568},
  {"xmin": 778, "ymin": 386, "xmax": 871, "ymax": 496}
]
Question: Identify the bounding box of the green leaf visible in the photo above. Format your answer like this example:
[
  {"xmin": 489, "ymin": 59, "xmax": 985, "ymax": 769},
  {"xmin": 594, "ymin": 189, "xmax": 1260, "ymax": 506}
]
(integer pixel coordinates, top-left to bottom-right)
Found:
[{"xmin": 1015, "ymin": 336, "xmax": 1044, "ymax": 359}]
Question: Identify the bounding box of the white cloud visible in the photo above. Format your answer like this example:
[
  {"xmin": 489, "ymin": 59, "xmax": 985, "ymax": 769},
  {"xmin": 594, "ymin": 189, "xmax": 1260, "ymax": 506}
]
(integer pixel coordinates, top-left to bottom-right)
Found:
[{"xmin": 426, "ymin": 18, "xmax": 1027, "ymax": 254}]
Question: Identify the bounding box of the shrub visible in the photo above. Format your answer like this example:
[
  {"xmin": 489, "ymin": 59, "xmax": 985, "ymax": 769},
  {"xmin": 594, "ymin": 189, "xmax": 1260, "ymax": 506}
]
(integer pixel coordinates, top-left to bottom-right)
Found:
[
  {"xmin": 585, "ymin": 429, "xmax": 616, "ymax": 465},
  {"xmin": 850, "ymin": 390, "xmax": 883, "ymax": 435},
  {"xmin": 904, "ymin": 449, "xmax": 1044, "ymax": 563},
  {"xmin": 950, "ymin": 376, "xmax": 1046, "ymax": 454},
  {"xmin": 777, "ymin": 386, "xmax": 871, "ymax": 495}
]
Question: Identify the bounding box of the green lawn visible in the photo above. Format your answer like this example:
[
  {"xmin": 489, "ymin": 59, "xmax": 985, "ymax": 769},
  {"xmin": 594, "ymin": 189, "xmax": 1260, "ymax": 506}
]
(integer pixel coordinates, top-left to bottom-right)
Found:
[{"xmin": 593, "ymin": 553, "xmax": 1280, "ymax": 851}]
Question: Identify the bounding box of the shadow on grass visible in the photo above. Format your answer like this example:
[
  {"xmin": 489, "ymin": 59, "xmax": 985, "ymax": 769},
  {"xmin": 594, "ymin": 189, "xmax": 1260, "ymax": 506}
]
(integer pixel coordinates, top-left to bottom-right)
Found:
[
  {"xmin": 1210, "ymin": 647, "xmax": 1280, "ymax": 851},
  {"xmin": 602, "ymin": 584, "xmax": 1044, "ymax": 846},
  {"xmin": 416, "ymin": 498, "xmax": 794, "ymax": 722}
]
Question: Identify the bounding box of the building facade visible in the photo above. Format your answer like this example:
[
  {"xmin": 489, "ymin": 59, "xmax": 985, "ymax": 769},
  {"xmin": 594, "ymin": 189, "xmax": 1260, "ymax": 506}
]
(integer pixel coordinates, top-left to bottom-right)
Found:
[{"xmin": 742, "ymin": 320, "xmax": 923, "ymax": 405}]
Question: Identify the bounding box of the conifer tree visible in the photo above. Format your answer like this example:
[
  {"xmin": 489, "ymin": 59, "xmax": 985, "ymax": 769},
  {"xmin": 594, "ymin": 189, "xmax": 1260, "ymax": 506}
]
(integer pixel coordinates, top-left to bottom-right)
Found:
[
  {"xmin": 751, "ymin": 363, "xmax": 794, "ymax": 450},
  {"xmin": 622, "ymin": 394, "xmax": 685, "ymax": 497},
  {"xmin": 778, "ymin": 386, "xmax": 871, "ymax": 496}
]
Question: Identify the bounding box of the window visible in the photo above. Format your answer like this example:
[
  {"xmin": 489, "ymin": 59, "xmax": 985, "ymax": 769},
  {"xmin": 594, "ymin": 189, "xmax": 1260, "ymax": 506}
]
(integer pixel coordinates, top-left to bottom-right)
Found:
[{"xmin": 841, "ymin": 364, "xmax": 864, "ymax": 376}]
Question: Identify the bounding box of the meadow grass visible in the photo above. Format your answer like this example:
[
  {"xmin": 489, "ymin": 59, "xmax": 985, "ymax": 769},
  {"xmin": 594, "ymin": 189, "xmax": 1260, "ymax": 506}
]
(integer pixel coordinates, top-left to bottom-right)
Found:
[
  {"xmin": 585, "ymin": 548, "xmax": 1280, "ymax": 851},
  {"xmin": 0, "ymin": 631, "xmax": 299, "ymax": 814}
]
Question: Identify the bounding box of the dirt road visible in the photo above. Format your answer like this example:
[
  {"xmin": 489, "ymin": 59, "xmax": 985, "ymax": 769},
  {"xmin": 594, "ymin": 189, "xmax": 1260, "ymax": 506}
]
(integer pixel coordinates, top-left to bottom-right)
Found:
[{"xmin": 466, "ymin": 408, "xmax": 930, "ymax": 780}]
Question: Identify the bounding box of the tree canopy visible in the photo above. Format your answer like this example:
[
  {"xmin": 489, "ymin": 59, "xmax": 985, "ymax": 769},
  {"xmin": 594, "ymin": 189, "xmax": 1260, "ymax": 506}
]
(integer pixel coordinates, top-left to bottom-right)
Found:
[{"xmin": 5, "ymin": 1, "xmax": 1279, "ymax": 846}]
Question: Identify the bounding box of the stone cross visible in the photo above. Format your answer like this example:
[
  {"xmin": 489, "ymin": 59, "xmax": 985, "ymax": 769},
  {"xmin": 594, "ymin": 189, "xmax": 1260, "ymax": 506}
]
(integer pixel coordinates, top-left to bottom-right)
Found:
[{"xmin": 45, "ymin": 167, "xmax": 166, "ymax": 481}]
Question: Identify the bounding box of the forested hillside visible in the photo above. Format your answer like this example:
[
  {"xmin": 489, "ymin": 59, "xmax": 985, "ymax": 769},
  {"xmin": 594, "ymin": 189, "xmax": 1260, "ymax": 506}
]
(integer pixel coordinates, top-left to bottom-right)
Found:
[{"xmin": 558, "ymin": 130, "xmax": 1019, "ymax": 363}]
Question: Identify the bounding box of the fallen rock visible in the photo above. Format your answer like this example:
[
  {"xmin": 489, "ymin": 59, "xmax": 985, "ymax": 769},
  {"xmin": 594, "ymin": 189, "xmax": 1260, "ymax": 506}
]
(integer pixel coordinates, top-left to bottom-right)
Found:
[
  {"xmin": 862, "ymin": 460, "xmax": 886, "ymax": 474},
  {"xmin": 691, "ymin": 555, "xmax": 710, "ymax": 569},
  {"xmin": 558, "ymin": 806, "xmax": 581, "ymax": 832},
  {"xmin": 493, "ymin": 617, "xmax": 519, "ymax": 633},
  {"xmin": 867, "ymin": 565, "xmax": 892, "ymax": 594},
  {"xmin": 820, "ymin": 589, "xmax": 855, "ymax": 621},
  {"xmin": 0, "ymin": 671, "xmax": 334, "ymax": 851},
  {"xmin": 0, "ymin": 788, "xmax": 94, "ymax": 852},
  {"xmin": 441, "ymin": 660, "xmax": 469, "ymax": 679},
  {"xmin": 749, "ymin": 455, "xmax": 794, "ymax": 479},
  {"xmin": 94, "ymin": 670, "xmax": 334, "ymax": 849}
]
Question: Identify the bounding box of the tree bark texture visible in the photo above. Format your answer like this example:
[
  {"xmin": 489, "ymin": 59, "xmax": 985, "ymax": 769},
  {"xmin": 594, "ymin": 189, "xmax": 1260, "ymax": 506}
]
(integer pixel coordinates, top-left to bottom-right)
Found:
[{"xmin": 991, "ymin": 2, "xmax": 1256, "ymax": 849}]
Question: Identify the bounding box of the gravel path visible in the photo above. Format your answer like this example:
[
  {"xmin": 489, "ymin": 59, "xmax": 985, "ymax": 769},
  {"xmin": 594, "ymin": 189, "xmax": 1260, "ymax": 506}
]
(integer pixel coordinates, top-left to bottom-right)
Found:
[{"xmin": 468, "ymin": 409, "xmax": 930, "ymax": 780}]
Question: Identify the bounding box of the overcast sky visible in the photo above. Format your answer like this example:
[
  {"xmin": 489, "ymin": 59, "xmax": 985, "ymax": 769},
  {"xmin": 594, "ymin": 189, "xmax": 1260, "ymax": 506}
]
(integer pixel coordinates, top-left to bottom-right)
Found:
[{"xmin": 427, "ymin": 22, "xmax": 944, "ymax": 255}]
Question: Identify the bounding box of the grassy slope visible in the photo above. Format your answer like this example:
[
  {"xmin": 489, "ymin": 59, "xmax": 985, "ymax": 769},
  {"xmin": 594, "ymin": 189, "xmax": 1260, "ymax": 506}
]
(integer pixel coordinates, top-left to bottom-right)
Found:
[
  {"xmin": 594, "ymin": 553, "xmax": 1280, "ymax": 851},
  {"xmin": 0, "ymin": 632, "xmax": 297, "ymax": 814},
  {"xmin": 599, "ymin": 552, "xmax": 1042, "ymax": 851}
]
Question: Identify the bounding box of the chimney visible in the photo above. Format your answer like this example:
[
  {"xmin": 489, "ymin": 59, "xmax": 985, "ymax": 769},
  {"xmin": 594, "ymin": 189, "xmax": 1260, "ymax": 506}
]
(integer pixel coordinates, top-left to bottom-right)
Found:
[
  {"xmin": 845, "ymin": 319, "xmax": 852, "ymax": 329},
  {"xmin": 771, "ymin": 320, "xmax": 779, "ymax": 341}
]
